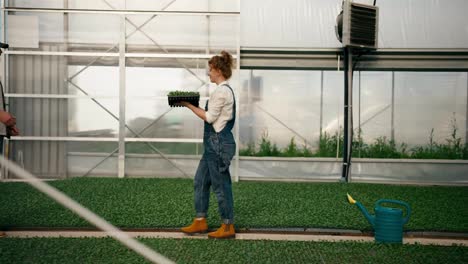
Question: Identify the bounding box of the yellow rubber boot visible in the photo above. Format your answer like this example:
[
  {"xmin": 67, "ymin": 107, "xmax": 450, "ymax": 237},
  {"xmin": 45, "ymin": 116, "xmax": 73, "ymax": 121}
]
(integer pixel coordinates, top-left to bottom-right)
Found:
[
  {"xmin": 181, "ymin": 218, "xmax": 208, "ymax": 235},
  {"xmin": 208, "ymin": 223, "xmax": 236, "ymax": 239}
]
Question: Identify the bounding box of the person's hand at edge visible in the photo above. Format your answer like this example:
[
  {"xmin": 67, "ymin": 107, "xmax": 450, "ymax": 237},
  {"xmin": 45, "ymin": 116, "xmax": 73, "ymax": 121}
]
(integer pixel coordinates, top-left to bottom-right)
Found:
[
  {"xmin": 7, "ymin": 125, "xmax": 19, "ymax": 136},
  {"xmin": 0, "ymin": 111, "xmax": 15, "ymax": 126}
]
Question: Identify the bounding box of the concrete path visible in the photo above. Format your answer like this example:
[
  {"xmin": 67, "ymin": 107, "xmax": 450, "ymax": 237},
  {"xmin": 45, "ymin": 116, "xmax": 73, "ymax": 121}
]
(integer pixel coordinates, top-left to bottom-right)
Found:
[{"xmin": 3, "ymin": 231, "xmax": 467, "ymax": 247}]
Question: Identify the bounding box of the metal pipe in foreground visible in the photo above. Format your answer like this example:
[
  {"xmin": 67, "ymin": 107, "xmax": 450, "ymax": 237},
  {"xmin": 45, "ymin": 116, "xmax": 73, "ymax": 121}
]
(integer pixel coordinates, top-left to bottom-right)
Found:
[{"xmin": 0, "ymin": 156, "xmax": 174, "ymax": 264}]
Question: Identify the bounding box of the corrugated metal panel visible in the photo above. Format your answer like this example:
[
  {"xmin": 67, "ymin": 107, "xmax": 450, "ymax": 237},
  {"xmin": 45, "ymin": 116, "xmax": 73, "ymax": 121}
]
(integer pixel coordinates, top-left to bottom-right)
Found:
[{"xmin": 8, "ymin": 45, "xmax": 68, "ymax": 178}]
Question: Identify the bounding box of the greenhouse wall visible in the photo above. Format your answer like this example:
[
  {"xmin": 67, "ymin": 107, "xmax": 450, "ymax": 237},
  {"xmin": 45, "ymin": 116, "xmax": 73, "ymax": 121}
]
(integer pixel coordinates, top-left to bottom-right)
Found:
[
  {"xmin": 66, "ymin": 154, "xmax": 468, "ymax": 186},
  {"xmin": 1, "ymin": 0, "xmax": 467, "ymax": 184}
]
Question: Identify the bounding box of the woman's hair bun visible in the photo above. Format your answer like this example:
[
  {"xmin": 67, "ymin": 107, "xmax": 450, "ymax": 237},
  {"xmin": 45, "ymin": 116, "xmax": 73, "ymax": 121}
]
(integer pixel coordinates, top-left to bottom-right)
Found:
[{"xmin": 220, "ymin": 50, "xmax": 233, "ymax": 68}]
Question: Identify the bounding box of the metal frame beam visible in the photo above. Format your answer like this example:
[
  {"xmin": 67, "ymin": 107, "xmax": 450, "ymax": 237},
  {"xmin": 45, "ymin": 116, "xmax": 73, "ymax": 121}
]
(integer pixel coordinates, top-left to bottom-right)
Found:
[
  {"xmin": 3, "ymin": 7, "xmax": 240, "ymax": 16},
  {"xmin": 240, "ymin": 49, "xmax": 468, "ymax": 71},
  {"xmin": 5, "ymin": 51, "xmax": 236, "ymax": 59},
  {"xmin": 9, "ymin": 136, "xmax": 202, "ymax": 143}
]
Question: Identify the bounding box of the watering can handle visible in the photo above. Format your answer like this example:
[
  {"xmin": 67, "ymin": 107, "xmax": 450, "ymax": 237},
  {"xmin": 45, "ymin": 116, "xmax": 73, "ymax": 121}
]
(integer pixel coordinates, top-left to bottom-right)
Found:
[{"xmin": 376, "ymin": 199, "xmax": 411, "ymax": 224}]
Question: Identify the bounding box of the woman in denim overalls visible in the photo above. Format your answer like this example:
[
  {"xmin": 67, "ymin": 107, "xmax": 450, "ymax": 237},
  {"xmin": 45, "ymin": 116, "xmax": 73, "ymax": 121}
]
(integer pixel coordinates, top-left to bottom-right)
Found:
[{"xmin": 180, "ymin": 51, "xmax": 236, "ymax": 239}]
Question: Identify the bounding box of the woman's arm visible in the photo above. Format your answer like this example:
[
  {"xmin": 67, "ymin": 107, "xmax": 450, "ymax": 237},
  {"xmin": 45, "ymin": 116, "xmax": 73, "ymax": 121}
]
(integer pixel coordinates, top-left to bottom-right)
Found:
[
  {"xmin": 181, "ymin": 101, "xmax": 207, "ymax": 121},
  {"xmin": 181, "ymin": 88, "xmax": 226, "ymax": 122}
]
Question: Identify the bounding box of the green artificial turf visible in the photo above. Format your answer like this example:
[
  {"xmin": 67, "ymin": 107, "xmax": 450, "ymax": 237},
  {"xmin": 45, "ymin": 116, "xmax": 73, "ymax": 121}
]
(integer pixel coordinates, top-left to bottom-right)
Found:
[
  {"xmin": 0, "ymin": 178, "xmax": 467, "ymax": 232},
  {"xmin": 0, "ymin": 237, "xmax": 467, "ymax": 264}
]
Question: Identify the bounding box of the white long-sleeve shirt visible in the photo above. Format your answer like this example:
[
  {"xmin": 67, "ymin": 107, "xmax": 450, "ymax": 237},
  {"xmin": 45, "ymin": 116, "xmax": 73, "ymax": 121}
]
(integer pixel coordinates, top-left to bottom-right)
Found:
[{"xmin": 205, "ymin": 81, "xmax": 235, "ymax": 132}]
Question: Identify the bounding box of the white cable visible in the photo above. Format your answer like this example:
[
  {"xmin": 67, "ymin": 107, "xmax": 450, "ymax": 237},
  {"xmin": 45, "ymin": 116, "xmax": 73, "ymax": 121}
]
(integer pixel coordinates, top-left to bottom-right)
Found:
[{"xmin": 0, "ymin": 156, "xmax": 175, "ymax": 264}]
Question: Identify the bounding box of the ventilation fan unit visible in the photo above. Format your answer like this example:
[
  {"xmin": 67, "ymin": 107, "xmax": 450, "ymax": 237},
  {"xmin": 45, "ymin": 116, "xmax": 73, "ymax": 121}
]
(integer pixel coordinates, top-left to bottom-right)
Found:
[{"xmin": 336, "ymin": 1, "xmax": 379, "ymax": 49}]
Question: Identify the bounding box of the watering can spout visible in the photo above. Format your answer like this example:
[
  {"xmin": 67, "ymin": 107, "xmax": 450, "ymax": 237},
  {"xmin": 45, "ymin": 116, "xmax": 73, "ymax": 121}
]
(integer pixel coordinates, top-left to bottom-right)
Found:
[
  {"xmin": 347, "ymin": 193, "xmax": 356, "ymax": 204},
  {"xmin": 347, "ymin": 193, "xmax": 375, "ymax": 227}
]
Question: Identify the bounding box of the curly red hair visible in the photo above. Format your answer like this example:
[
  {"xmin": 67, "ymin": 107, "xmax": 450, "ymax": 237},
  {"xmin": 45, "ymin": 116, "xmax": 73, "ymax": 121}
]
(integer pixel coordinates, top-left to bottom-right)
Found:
[{"xmin": 208, "ymin": 51, "xmax": 234, "ymax": 79}]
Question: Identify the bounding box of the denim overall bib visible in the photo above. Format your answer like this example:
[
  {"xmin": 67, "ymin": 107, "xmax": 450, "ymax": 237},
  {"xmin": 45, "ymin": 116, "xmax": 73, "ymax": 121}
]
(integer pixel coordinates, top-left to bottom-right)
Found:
[{"xmin": 194, "ymin": 84, "xmax": 236, "ymax": 224}]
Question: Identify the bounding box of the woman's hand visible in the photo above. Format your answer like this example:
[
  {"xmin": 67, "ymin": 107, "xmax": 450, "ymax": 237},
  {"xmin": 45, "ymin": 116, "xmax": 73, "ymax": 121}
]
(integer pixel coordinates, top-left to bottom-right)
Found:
[
  {"xmin": 7, "ymin": 125, "xmax": 19, "ymax": 136},
  {"xmin": 179, "ymin": 101, "xmax": 191, "ymax": 107}
]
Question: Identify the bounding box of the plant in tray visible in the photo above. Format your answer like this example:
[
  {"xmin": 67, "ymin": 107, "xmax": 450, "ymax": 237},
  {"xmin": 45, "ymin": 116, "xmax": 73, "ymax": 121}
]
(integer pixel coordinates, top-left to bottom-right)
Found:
[{"xmin": 167, "ymin": 91, "xmax": 200, "ymax": 107}]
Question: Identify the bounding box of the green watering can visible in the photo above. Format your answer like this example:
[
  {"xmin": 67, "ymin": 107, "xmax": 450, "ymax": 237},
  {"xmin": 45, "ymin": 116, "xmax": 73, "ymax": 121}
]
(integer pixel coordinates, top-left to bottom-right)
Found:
[{"xmin": 347, "ymin": 193, "xmax": 411, "ymax": 243}]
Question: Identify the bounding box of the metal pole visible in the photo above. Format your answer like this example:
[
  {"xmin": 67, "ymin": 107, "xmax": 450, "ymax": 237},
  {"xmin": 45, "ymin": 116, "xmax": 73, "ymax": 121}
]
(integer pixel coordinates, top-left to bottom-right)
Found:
[
  {"xmin": 320, "ymin": 71, "xmax": 324, "ymax": 137},
  {"xmin": 0, "ymin": 156, "xmax": 175, "ymax": 264},
  {"xmin": 342, "ymin": 47, "xmax": 353, "ymax": 182},
  {"xmin": 358, "ymin": 71, "xmax": 361, "ymax": 157},
  {"xmin": 391, "ymin": 71, "xmax": 395, "ymax": 142},
  {"xmin": 234, "ymin": 0, "xmax": 240, "ymax": 182},
  {"xmin": 63, "ymin": 0, "xmax": 70, "ymax": 179},
  {"xmin": 118, "ymin": 13, "xmax": 126, "ymax": 178},
  {"xmin": 342, "ymin": 47, "xmax": 349, "ymax": 181},
  {"xmin": 466, "ymin": 72, "xmax": 468, "ymax": 145}
]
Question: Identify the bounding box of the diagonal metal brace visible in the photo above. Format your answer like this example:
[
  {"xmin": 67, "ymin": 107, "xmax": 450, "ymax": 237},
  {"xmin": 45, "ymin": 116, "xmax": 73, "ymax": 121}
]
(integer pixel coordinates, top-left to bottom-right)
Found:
[
  {"xmin": 69, "ymin": 80, "xmax": 189, "ymax": 177},
  {"xmin": 254, "ymin": 103, "xmax": 313, "ymax": 148}
]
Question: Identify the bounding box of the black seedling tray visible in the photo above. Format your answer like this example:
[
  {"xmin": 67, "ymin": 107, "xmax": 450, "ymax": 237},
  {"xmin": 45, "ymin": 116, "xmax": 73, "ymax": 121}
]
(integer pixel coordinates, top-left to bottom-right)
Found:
[{"xmin": 168, "ymin": 95, "xmax": 200, "ymax": 107}]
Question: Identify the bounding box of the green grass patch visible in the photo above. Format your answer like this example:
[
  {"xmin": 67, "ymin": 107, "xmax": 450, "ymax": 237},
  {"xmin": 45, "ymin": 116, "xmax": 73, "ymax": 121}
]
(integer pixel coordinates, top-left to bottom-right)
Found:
[
  {"xmin": 1, "ymin": 178, "xmax": 466, "ymax": 232},
  {"xmin": 1, "ymin": 237, "xmax": 467, "ymax": 264}
]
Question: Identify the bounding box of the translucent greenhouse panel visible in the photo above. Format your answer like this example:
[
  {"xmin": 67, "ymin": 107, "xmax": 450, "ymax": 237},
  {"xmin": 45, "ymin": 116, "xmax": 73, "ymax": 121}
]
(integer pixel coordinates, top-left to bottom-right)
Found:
[
  {"xmin": 378, "ymin": 0, "xmax": 468, "ymax": 48},
  {"xmin": 69, "ymin": 0, "xmax": 126, "ymax": 9},
  {"xmin": 8, "ymin": 98, "xmax": 119, "ymax": 138},
  {"xmin": 238, "ymin": 70, "xmax": 322, "ymax": 152},
  {"xmin": 241, "ymin": 0, "xmax": 468, "ymax": 48},
  {"xmin": 239, "ymin": 158, "xmax": 341, "ymax": 181},
  {"xmin": 67, "ymin": 65, "xmax": 120, "ymax": 96},
  {"xmin": 125, "ymin": 14, "xmax": 239, "ymax": 53},
  {"xmin": 322, "ymin": 71, "xmax": 344, "ymax": 138},
  {"xmin": 356, "ymin": 72, "xmax": 393, "ymax": 143},
  {"xmin": 6, "ymin": 12, "xmax": 120, "ymax": 51},
  {"xmin": 7, "ymin": 0, "xmax": 468, "ymax": 49},
  {"xmin": 68, "ymin": 14, "xmax": 120, "ymax": 47},
  {"xmin": 125, "ymin": 101, "xmax": 204, "ymax": 140},
  {"xmin": 7, "ymin": 0, "xmax": 239, "ymax": 11},
  {"xmin": 124, "ymin": 143, "xmax": 201, "ymax": 178},
  {"xmin": 7, "ymin": 0, "xmax": 126, "ymax": 9},
  {"xmin": 7, "ymin": 12, "xmax": 64, "ymax": 49},
  {"xmin": 7, "ymin": 15, "xmax": 39, "ymax": 48},
  {"xmin": 127, "ymin": 0, "xmax": 239, "ymax": 12},
  {"xmin": 67, "ymin": 141, "xmax": 120, "ymax": 177},
  {"xmin": 6, "ymin": 0, "xmax": 65, "ymax": 8},
  {"xmin": 241, "ymin": 0, "xmax": 342, "ymax": 48},
  {"xmin": 125, "ymin": 142, "xmax": 204, "ymax": 156},
  {"xmin": 125, "ymin": 66, "xmax": 207, "ymax": 98},
  {"xmin": 125, "ymin": 66, "xmax": 207, "ymax": 141},
  {"xmin": 208, "ymin": 16, "xmax": 239, "ymax": 51},
  {"xmin": 124, "ymin": 63, "xmax": 239, "ymax": 140},
  {"xmin": 125, "ymin": 15, "xmax": 207, "ymax": 50},
  {"xmin": 68, "ymin": 98, "xmax": 120, "ymax": 137},
  {"xmin": 394, "ymin": 72, "xmax": 467, "ymax": 147}
]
